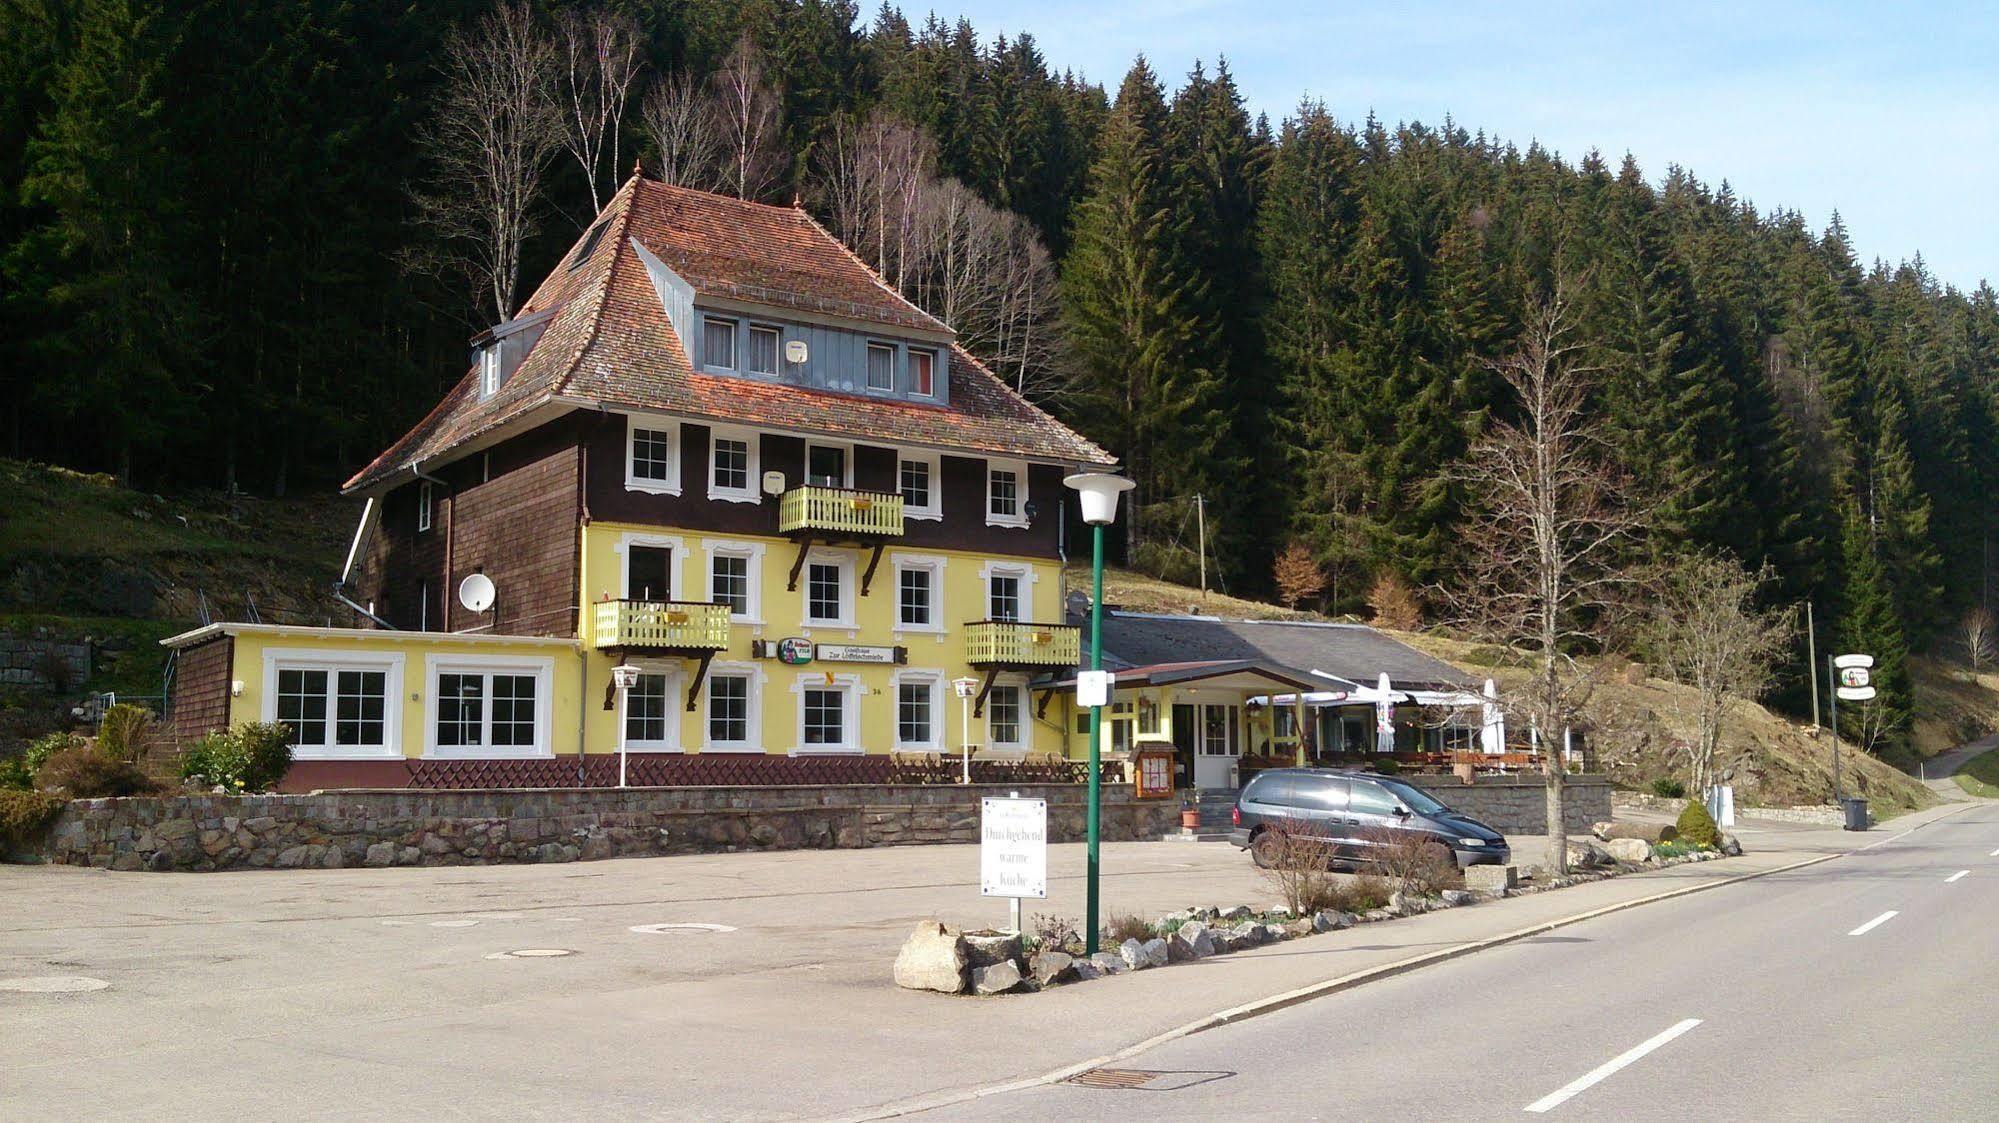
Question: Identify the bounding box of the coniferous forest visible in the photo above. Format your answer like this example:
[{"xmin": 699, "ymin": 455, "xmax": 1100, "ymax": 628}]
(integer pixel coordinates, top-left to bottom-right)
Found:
[{"xmin": 5, "ymin": 0, "xmax": 1995, "ymax": 745}]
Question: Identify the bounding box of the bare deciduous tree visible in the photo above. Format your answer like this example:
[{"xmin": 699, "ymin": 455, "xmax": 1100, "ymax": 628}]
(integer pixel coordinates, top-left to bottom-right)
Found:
[
  {"xmin": 1640, "ymin": 553, "xmax": 1797, "ymax": 798},
  {"xmin": 709, "ymin": 34, "xmax": 785, "ymax": 201},
  {"xmin": 642, "ymin": 71, "xmax": 723, "ymax": 192},
  {"xmin": 1962, "ymin": 606, "xmax": 1995, "ymax": 671},
  {"xmin": 409, "ymin": 1, "xmax": 563, "ymax": 324},
  {"xmin": 556, "ymin": 7, "xmax": 643, "ymax": 215},
  {"xmin": 1272, "ymin": 542, "xmax": 1325, "ymax": 609},
  {"xmin": 1439, "ymin": 280, "xmax": 1641, "ymax": 876}
]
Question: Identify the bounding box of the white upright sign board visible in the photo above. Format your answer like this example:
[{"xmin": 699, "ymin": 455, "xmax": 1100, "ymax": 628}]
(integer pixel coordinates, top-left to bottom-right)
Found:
[
  {"xmin": 980, "ymin": 797, "xmax": 1048, "ymax": 900},
  {"xmin": 1076, "ymin": 670, "xmax": 1114, "ymax": 709}
]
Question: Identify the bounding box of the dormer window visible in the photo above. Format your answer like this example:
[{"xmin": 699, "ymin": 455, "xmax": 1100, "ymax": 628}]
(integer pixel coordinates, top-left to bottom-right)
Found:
[
  {"xmin": 909, "ymin": 349, "xmax": 935, "ymax": 397},
  {"xmin": 703, "ymin": 318, "xmax": 736, "ymax": 370},
  {"xmin": 866, "ymin": 343, "xmax": 895, "ymax": 391},
  {"xmin": 479, "ymin": 344, "xmax": 501, "ymax": 397},
  {"xmin": 747, "ymin": 325, "xmax": 780, "ymax": 376}
]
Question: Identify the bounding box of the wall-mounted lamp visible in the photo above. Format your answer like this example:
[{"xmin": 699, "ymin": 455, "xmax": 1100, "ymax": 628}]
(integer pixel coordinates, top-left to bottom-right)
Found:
[{"xmin": 230, "ymin": 680, "xmax": 245, "ymax": 698}]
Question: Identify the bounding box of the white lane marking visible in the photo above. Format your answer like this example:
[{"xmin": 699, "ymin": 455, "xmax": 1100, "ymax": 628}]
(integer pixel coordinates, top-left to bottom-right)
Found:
[
  {"xmin": 1848, "ymin": 911, "xmax": 1899, "ymax": 936},
  {"xmin": 1524, "ymin": 1018, "xmax": 1702, "ymax": 1113},
  {"xmin": 1946, "ymin": 870, "xmax": 1970, "ymax": 883},
  {"xmin": 1989, "ymin": 848, "xmax": 1999, "ymax": 857}
]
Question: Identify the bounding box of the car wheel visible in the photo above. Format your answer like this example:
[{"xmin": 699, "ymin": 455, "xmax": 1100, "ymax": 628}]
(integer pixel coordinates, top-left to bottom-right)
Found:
[{"xmin": 1250, "ymin": 830, "xmax": 1287, "ymax": 869}]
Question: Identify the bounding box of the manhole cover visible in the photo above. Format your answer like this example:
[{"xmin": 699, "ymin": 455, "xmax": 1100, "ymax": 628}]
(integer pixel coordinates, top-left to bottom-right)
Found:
[
  {"xmin": 628, "ymin": 923, "xmax": 737, "ymax": 935},
  {"xmin": 485, "ymin": 949, "xmax": 576, "ymax": 960},
  {"xmin": 0, "ymin": 976, "xmax": 110, "ymax": 994},
  {"xmin": 1066, "ymin": 1069, "xmax": 1162, "ymax": 1089}
]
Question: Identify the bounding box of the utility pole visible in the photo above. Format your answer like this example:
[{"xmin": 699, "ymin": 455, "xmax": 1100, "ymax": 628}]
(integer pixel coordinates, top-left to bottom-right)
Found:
[
  {"xmin": 1195, "ymin": 493, "xmax": 1207, "ymax": 600},
  {"xmin": 1827, "ymin": 655, "xmax": 1842, "ymax": 802},
  {"xmin": 1806, "ymin": 602, "xmax": 1820, "ymax": 730}
]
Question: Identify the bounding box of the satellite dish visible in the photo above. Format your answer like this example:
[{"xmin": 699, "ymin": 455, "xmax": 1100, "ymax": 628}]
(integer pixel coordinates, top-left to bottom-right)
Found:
[
  {"xmin": 761, "ymin": 470, "xmax": 787, "ymax": 496},
  {"xmin": 784, "ymin": 339, "xmax": 809, "ymax": 365},
  {"xmin": 458, "ymin": 572, "xmax": 496, "ymax": 614}
]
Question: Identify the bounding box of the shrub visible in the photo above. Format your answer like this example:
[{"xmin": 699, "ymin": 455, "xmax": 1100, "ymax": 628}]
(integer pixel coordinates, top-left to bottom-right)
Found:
[
  {"xmin": 0, "ymin": 790, "xmax": 66, "ymax": 848},
  {"xmin": 3, "ymin": 731, "xmax": 86, "ymax": 790},
  {"xmin": 1675, "ymin": 799, "xmax": 1721, "ymax": 850},
  {"xmin": 1368, "ymin": 572, "xmax": 1425, "ymax": 630},
  {"xmin": 36, "ymin": 747, "xmax": 160, "ymax": 798},
  {"xmin": 1372, "ymin": 757, "xmax": 1400, "ymax": 775},
  {"xmin": 180, "ymin": 722, "xmax": 293, "ymax": 792},
  {"xmin": 1649, "ymin": 777, "xmax": 1687, "ymax": 799},
  {"xmin": 1361, "ymin": 827, "xmax": 1464, "ymax": 897},
  {"xmin": 1330, "ymin": 873, "xmax": 1395, "ymax": 913},
  {"xmin": 1254, "ymin": 820, "xmax": 1345, "ymax": 916},
  {"xmin": 97, "ymin": 703, "xmax": 159, "ymax": 764},
  {"xmin": 1102, "ymin": 912, "xmax": 1157, "ymax": 944},
  {"xmin": 1031, "ymin": 914, "xmax": 1082, "ymax": 954}
]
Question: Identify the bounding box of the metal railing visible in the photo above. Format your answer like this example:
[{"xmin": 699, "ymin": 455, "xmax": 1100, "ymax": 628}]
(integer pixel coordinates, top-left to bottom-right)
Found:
[
  {"xmin": 778, "ymin": 485, "xmax": 904, "ymax": 537},
  {"xmin": 964, "ymin": 620, "xmax": 1082, "ymax": 667},
  {"xmin": 592, "ymin": 599, "xmax": 732, "ymax": 650}
]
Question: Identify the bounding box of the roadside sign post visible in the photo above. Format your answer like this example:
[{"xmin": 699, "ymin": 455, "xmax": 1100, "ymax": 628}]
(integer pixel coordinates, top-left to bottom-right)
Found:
[
  {"xmin": 610, "ymin": 665, "xmax": 640, "ymax": 788},
  {"xmin": 1065, "ymin": 472, "xmax": 1134, "ymax": 957},
  {"xmin": 951, "ymin": 677, "xmax": 979, "ymax": 784},
  {"xmin": 980, "ymin": 794, "xmax": 1047, "ymax": 935},
  {"xmin": 1829, "ymin": 653, "xmax": 1875, "ymax": 802}
]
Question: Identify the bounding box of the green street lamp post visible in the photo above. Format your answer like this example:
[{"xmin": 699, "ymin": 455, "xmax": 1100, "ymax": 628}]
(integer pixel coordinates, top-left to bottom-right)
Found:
[{"xmin": 1064, "ymin": 471, "xmax": 1134, "ymax": 957}]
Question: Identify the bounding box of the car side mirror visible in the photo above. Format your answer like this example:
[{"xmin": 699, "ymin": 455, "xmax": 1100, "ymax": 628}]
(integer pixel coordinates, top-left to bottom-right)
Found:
[{"xmin": 1393, "ymin": 806, "xmax": 1411, "ymax": 817}]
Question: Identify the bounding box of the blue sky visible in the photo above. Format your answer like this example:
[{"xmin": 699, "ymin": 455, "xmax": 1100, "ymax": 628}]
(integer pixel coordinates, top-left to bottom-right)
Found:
[{"xmin": 921, "ymin": 1, "xmax": 1998, "ymax": 290}]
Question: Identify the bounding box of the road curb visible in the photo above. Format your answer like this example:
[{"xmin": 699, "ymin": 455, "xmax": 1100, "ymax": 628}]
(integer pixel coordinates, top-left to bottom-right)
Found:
[{"xmin": 841, "ymin": 803, "xmax": 1976, "ymax": 1121}]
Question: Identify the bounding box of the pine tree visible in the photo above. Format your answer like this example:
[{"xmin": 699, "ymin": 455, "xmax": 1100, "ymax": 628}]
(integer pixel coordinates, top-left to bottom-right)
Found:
[{"xmin": 1834, "ymin": 499, "xmax": 1912, "ymax": 753}]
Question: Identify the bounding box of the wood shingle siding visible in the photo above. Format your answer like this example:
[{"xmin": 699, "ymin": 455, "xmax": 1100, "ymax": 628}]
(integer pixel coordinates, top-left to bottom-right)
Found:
[{"xmin": 165, "ymin": 635, "xmax": 233, "ymax": 745}]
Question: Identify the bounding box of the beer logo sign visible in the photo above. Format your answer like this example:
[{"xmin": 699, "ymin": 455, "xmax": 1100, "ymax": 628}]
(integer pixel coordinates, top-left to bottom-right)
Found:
[{"xmin": 776, "ymin": 637, "xmax": 814, "ymax": 665}]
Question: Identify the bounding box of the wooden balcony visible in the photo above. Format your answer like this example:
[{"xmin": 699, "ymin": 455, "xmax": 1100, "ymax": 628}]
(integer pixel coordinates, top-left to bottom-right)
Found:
[
  {"xmin": 964, "ymin": 620, "xmax": 1082, "ymax": 668},
  {"xmin": 592, "ymin": 599, "xmax": 731, "ymax": 652},
  {"xmin": 778, "ymin": 485, "xmax": 904, "ymax": 538}
]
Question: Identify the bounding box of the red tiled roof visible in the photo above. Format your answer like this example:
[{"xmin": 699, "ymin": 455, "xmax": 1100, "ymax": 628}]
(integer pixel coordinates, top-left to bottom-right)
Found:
[{"xmin": 345, "ymin": 177, "xmax": 1111, "ymax": 493}]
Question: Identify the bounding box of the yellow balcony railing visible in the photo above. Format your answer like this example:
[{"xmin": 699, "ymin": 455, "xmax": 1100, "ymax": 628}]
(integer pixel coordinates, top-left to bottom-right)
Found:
[
  {"xmin": 778, "ymin": 485, "xmax": 904, "ymax": 537},
  {"xmin": 965, "ymin": 620, "xmax": 1082, "ymax": 667},
  {"xmin": 592, "ymin": 599, "xmax": 731, "ymax": 651}
]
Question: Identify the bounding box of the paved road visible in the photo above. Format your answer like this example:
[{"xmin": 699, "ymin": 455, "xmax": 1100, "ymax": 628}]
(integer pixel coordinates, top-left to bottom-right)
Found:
[
  {"xmin": 918, "ymin": 802, "xmax": 1999, "ymax": 1121},
  {"xmin": 1911, "ymin": 733, "xmax": 1997, "ymax": 798}
]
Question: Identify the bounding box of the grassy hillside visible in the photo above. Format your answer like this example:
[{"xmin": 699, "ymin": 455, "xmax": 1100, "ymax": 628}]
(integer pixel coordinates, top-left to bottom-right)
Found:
[
  {"xmin": 1072, "ymin": 565, "xmax": 1937, "ymax": 814},
  {"xmin": 0, "ymin": 460, "xmax": 355, "ymax": 743},
  {"xmin": 1910, "ymin": 657, "xmax": 1999, "ymax": 761}
]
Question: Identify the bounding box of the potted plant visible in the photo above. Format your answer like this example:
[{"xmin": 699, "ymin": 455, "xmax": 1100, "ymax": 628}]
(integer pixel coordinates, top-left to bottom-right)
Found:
[{"xmin": 1179, "ymin": 792, "xmax": 1202, "ymax": 831}]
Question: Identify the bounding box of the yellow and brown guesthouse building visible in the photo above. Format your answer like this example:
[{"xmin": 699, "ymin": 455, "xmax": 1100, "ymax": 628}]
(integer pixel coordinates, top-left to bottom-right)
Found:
[{"xmin": 160, "ymin": 176, "xmax": 1119, "ymax": 790}]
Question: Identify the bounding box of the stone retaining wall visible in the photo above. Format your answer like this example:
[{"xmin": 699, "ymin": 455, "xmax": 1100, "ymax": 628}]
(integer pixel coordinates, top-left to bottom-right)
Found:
[
  {"xmin": 24, "ymin": 784, "xmax": 1181, "ymax": 872},
  {"xmin": 0, "ymin": 634, "xmax": 90, "ymax": 688},
  {"xmin": 1612, "ymin": 790, "xmax": 1842, "ymax": 825},
  {"xmin": 1405, "ymin": 773, "xmax": 1612, "ymax": 835}
]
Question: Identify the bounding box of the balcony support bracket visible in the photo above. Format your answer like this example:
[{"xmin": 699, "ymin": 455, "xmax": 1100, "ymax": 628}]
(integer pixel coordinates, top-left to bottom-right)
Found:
[
  {"xmin": 860, "ymin": 541, "xmax": 886, "ymax": 597},
  {"xmin": 684, "ymin": 651, "xmax": 714, "ymax": 713},
  {"xmin": 973, "ymin": 666, "xmax": 1002, "ymax": 719},
  {"xmin": 786, "ymin": 536, "xmax": 818, "ymax": 592},
  {"xmin": 1035, "ymin": 687, "xmax": 1057, "ymax": 720}
]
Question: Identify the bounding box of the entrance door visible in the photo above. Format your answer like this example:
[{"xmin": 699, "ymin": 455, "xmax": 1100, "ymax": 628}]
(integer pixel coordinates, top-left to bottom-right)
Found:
[
  {"xmin": 1194, "ymin": 703, "xmax": 1240, "ymax": 790},
  {"xmin": 628, "ymin": 545, "xmax": 672, "ymax": 602},
  {"xmin": 1170, "ymin": 703, "xmax": 1197, "ymax": 790}
]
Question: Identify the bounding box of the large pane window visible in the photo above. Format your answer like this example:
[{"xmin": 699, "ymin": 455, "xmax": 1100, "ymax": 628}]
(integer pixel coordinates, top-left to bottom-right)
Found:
[
  {"xmin": 899, "ymin": 566, "xmax": 932, "ymax": 627},
  {"xmin": 908, "ymin": 349, "xmax": 935, "ymax": 396},
  {"xmin": 747, "ymin": 325, "xmax": 779, "ymax": 375},
  {"xmin": 898, "ymin": 680, "xmax": 934, "ymax": 747},
  {"xmin": 988, "ymin": 572, "xmax": 1022, "ymax": 621},
  {"xmin": 988, "ymin": 685, "xmax": 1023, "ymax": 748},
  {"xmin": 899, "ymin": 458, "xmax": 931, "ymax": 510},
  {"xmin": 711, "ymin": 553, "xmax": 750, "ymax": 616},
  {"xmin": 702, "ymin": 317, "xmax": 736, "ymax": 369},
  {"xmin": 806, "ymin": 444, "xmax": 847, "ymax": 487},
  {"xmin": 271, "ymin": 659, "xmax": 395, "ymax": 756},
  {"xmin": 491, "ymin": 675, "xmax": 536, "ymax": 747},
  {"xmin": 712, "ymin": 437, "xmax": 749, "ymax": 492},
  {"xmin": 334, "ymin": 670, "xmax": 386, "ymax": 748},
  {"xmin": 806, "ymin": 561, "xmax": 844, "ymax": 624},
  {"xmin": 867, "ymin": 343, "xmax": 895, "ymax": 390},
  {"xmin": 803, "ymin": 688, "xmax": 846, "ymax": 747},
  {"xmin": 436, "ymin": 673, "xmax": 484, "ymax": 747},
  {"xmin": 624, "ymin": 673, "xmax": 670, "ymax": 746},
  {"xmin": 630, "ymin": 426, "xmax": 674, "ymax": 483},
  {"xmin": 628, "ymin": 545, "xmax": 672, "ymax": 601},
  {"xmin": 276, "ymin": 669, "xmax": 329, "ymax": 747},
  {"xmin": 709, "ymin": 674, "xmax": 750, "ymax": 745},
  {"xmin": 433, "ymin": 665, "xmax": 545, "ymax": 754}
]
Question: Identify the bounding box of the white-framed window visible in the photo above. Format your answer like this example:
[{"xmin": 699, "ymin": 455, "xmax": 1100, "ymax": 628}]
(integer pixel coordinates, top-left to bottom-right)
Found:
[
  {"xmin": 986, "ymin": 679, "xmax": 1026, "ymax": 749},
  {"xmin": 893, "ymin": 554, "xmax": 946, "ymax": 633},
  {"xmin": 802, "ymin": 548, "xmax": 855, "ymax": 628},
  {"xmin": 702, "ymin": 316, "xmax": 736, "ymax": 370},
  {"xmin": 893, "ymin": 669, "xmax": 943, "ymax": 750},
  {"xmin": 982, "ymin": 561, "xmax": 1035, "ymax": 623},
  {"xmin": 792, "ymin": 673, "xmax": 860, "ymax": 754},
  {"xmin": 805, "ymin": 441, "xmax": 851, "ymax": 488},
  {"xmin": 424, "ymin": 654, "xmax": 554, "ymax": 759},
  {"xmin": 417, "ymin": 481, "xmax": 433, "ymax": 533},
  {"xmin": 620, "ymin": 665, "xmax": 681, "ymax": 752},
  {"xmin": 986, "ymin": 458, "xmax": 1028, "ymax": 528},
  {"xmin": 897, "ymin": 451, "xmax": 941, "ymax": 520},
  {"xmin": 866, "ymin": 342, "xmax": 896, "ymax": 391},
  {"xmin": 746, "ymin": 324, "xmax": 780, "ymax": 376},
  {"xmin": 708, "ymin": 426, "xmax": 759, "ymax": 503},
  {"xmin": 260, "ymin": 648, "xmax": 404, "ymax": 760},
  {"xmin": 908, "ymin": 348, "xmax": 935, "ymax": 397},
  {"xmin": 703, "ymin": 662, "xmax": 763, "ymax": 752},
  {"xmin": 1200, "ymin": 704, "xmax": 1241, "ymax": 757},
  {"xmin": 704, "ymin": 539, "xmax": 765, "ymax": 622},
  {"xmin": 617, "ymin": 532, "xmax": 684, "ymax": 601},
  {"xmin": 479, "ymin": 344, "xmax": 501, "ymax": 397},
  {"xmin": 624, "ymin": 416, "xmax": 682, "ymax": 495}
]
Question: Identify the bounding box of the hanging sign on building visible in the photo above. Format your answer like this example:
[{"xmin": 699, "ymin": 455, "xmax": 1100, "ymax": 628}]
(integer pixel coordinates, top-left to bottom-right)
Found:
[
  {"xmin": 775, "ymin": 637, "xmax": 813, "ymax": 665},
  {"xmin": 980, "ymin": 796, "xmax": 1047, "ymax": 899},
  {"xmin": 814, "ymin": 643, "xmax": 906, "ymax": 665}
]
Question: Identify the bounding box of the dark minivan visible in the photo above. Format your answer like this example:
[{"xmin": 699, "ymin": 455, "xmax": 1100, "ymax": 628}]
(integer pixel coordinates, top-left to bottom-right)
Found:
[{"xmin": 1228, "ymin": 768, "xmax": 1510, "ymax": 870}]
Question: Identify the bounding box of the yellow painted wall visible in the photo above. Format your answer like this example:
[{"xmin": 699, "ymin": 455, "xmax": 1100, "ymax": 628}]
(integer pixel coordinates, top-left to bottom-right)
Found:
[{"xmin": 577, "ymin": 520, "xmax": 1071, "ymax": 758}]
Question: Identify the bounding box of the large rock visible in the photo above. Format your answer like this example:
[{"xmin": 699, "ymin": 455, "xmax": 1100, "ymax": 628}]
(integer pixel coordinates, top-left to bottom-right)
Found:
[
  {"xmin": 1312, "ymin": 909, "xmax": 1352, "ymax": 933},
  {"xmin": 1439, "ymin": 889, "xmax": 1478, "ymax": 908},
  {"xmin": 1168, "ymin": 924, "xmax": 1216, "ymax": 961},
  {"xmin": 1219, "ymin": 905, "xmax": 1254, "ymax": 921},
  {"xmin": 1600, "ymin": 822, "xmax": 1678, "ymax": 844},
  {"xmin": 1464, "ymin": 864, "xmax": 1518, "ymax": 894},
  {"xmin": 1030, "ymin": 951, "xmax": 1077, "ymax": 986},
  {"xmin": 1590, "ymin": 821, "xmax": 1617, "ymax": 840},
  {"xmin": 1120, "ymin": 937, "xmax": 1169, "ymax": 970},
  {"xmin": 1090, "ymin": 951, "xmax": 1126, "ymax": 975},
  {"xmin": 963, "ymin": 932, "xmax": 1022, "ymax": 970},
  {"xmin": 1568, "ymin": 838, "xmax": 1613, "ymax": 869},
  {"xmin": 893, "ymin": 920, "xmax": 969, "ymax": 994},
  {"xmin": 1389, "ymin": 891, "xmax": 1429, "ymax": 916},
  {"xmin": 364, "ymin": 841, "xmax": 397, "ymax": 868},
  {"xmin": 972, "ymin": 960, "xmax": 1024, "ymax": 995},
  {"xmin": 1605, "ymin": 837, "xmax": 1653, "ymax": 864},
  {"xmin": 1719, "ymin": 833, "xmax": 1743, "ymax": 857}
]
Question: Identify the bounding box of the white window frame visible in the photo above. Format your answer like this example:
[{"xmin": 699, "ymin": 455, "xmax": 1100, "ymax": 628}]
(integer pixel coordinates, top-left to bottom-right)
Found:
[
  {"xmin": 617, "ymin": 662, "xmax": 682, "ymax": 754},
  {"xmin": 980, "ymin": 560, "xmax": 1037, "ymax": 623},
  {"xmin": 865, "ymin": 341, "xmax": 897, "ymax": 392},
  {"xmin": 701, "ymin": 661, "xmax": 766, "ymax": 753},
  {"xmin": 745, "ymin": 323, "xmax": 781, "ymax": 377},
  {"xmin": 985, "ymin": 674, "xmax": 1029, "ymax": 751},
  {"xmin": 616, "ymin": 532, "xmax": 686, "ymax": 601},
  {"xmin": 897, "ymin": 450, "xmax": 942, "ymax": 520},
  {"xmin": 707, "ymin": 425, "xmax": 761, "ymax": 504},
  {"xmin": 892, "ymin": 668, "xmax": 944, "ymax": 751},
  {"xmin": 417, "ymin": 481, "xmax": 433, "ymax": 533},
  {"xmin": 803, "ymin": 440, "xmax": 854, "ymax": 488},
  {"xmin": 703, "ymin": 538, "xmax": 766, "ymax": 623},
  {"xmin": 422, "ymin": 653, "xmax": 555, "ymax": 759},
  {"xmin": 702, "ymin": 316, "xmax": 737, "ymax": 371},
  {"xmin": 624, "ymin": 414, "xmax": 683, "ymax": 496},
  {"xmin": 907, "ymin": 348, "xmax": 936, "ymax": 397},
  {"xmin": 801, "ymin": 547, "xmax": 856, "ymax": 629},
  {"xmin": 791, "ymin": 672, "xmax": 862, "ymax": 755},
  {"xmin": 985, "ymin": 458, "xmax": 1029, "ymax": 528},
  {"xmin": 891, "ymin": 553, "xmax": 947, "ymax": 635},
  {"xmin": 260, "ymin": 648, "xmax": 405, "ymax": 761},
  {"xmin": 479, "ymin": 344, "xmax": 501, "ymax": 397}
]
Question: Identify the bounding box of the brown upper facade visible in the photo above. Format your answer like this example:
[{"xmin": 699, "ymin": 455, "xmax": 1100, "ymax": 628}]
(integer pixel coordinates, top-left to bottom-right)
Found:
[{"xmin": 345, "ymin": 176, "xmax": 1113, "ymax": 496}]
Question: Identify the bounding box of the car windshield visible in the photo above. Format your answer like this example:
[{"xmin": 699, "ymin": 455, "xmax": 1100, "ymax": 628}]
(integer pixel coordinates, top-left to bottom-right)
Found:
[{"xmin": 1381, "ymin": 779, "xmax": 1450, "ymax": 816}]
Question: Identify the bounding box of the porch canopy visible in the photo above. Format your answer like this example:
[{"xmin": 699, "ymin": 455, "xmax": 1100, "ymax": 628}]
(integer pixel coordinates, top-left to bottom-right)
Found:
[{"xmin": 1037, "ymin": 658, "xmax": 1321, "ymax": 697}]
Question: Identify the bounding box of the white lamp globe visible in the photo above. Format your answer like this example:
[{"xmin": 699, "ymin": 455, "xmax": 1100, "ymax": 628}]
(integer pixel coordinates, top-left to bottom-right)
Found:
[{"xmin": 1063, "ymin": 472, "xmax": 1136, "ymax": 527}]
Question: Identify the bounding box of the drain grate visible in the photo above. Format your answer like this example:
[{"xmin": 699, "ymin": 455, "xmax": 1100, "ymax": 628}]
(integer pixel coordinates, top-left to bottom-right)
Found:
[{"xmin": 1066, "ymin": 1069, "xmax": 1162, "ymax": 1090}]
